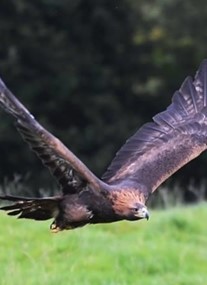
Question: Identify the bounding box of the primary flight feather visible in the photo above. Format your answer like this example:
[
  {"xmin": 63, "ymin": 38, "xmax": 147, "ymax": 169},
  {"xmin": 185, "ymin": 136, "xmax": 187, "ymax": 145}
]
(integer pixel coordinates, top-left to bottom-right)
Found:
[{"xmin": 0, "ymin": 60, "xmax": 207, "ymax": 232}]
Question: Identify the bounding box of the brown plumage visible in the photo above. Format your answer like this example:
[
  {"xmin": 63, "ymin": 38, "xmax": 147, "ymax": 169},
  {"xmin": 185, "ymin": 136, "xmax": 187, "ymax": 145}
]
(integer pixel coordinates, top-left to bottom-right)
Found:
[{"xmin": 0, "ymin": 60, "xmax": 207, "ymax": 232}]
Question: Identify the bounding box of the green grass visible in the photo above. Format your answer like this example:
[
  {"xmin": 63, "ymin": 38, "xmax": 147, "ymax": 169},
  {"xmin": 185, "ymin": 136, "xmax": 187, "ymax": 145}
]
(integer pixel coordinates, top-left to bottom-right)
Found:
[{"xmin": 0, "ymin": 204, "xmax": 207, "ymax": 285}]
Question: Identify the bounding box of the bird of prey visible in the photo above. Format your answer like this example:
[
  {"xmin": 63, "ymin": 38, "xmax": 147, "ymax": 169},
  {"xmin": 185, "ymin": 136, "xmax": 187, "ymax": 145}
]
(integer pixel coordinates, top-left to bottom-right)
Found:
[{"xmin": 0, "ymin": 60, "xmax": 207, "ymax": 233}]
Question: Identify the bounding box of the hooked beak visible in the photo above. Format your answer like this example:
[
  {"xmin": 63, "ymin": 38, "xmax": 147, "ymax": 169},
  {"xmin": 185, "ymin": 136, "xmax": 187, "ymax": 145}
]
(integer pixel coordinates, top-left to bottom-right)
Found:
[
  {"xmin": 137, "ymin": 207, "xmax": 150, "ymax": 220},
  {"xmin": 145, "ymin": 210, "xmax": 149, "ymax": 221}
]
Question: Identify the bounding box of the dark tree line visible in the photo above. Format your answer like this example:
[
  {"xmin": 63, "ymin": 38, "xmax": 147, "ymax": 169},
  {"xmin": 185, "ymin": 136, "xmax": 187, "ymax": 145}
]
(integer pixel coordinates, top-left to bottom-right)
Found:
[{"xmin": 0, "ymin": 0, "xmax": 207, "ymax": 194}]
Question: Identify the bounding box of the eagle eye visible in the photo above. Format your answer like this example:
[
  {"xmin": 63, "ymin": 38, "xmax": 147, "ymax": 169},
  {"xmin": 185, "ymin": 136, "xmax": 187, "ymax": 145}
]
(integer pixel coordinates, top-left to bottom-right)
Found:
[{"xmin": 131, "ymin": 207, "xmax": 139, "ymax": 213}]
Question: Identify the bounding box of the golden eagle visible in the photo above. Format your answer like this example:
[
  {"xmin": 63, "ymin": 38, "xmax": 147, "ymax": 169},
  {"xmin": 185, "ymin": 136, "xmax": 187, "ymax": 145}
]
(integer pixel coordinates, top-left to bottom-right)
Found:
[{"xmin": 0, "ymin": 60, "xmax": 207, "ymax": 232}]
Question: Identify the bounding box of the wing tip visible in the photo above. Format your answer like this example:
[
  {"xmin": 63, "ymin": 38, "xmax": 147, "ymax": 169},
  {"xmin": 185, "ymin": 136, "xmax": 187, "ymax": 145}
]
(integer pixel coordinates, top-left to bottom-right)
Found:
[
  {"xmin": 0, "ymin": 77, "xmax": 6, "ymax": 90},
  {"xmin": 199, "ymin": 58, "xmax": 207, "ymax": 68},
  {"xmin": 195, "ymin": 59, "xmax": 207, "ymax": 79}
]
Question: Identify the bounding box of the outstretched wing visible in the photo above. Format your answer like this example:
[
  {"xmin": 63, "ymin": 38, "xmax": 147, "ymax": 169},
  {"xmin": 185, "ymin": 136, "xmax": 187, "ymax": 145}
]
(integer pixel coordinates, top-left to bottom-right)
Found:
[
  {"xmin": 0, "ymin": 79, "xmax": 105, "ymax": 195},
  {"xmin": 102, "ymin": 60, "xmax": 207, "ymax": 197}
]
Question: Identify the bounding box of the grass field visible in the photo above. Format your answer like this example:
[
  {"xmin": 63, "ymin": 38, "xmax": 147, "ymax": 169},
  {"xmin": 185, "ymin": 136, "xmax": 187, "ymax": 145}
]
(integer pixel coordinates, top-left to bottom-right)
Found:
[{"xmin": 0, "ymin": 204, "xmax": 207, "ymax": 285}]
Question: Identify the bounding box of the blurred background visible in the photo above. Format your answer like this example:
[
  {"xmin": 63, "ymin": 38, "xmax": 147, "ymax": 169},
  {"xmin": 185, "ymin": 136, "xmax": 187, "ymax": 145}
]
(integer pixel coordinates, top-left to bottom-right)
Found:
[
  {"xmin": 1, "ymin": 2, "xmax": 207, "ymax": 285},
  {"xmin": 0, "ymin": 0, "xmax": 207, "ymax": 204}
]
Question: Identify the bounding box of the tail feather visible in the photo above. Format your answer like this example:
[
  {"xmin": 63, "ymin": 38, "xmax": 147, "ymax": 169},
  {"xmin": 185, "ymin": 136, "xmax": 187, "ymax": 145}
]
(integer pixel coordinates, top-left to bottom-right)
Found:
[{"xmin": 0, "ymin": 195, "xmax": 61, "ymax": 221}]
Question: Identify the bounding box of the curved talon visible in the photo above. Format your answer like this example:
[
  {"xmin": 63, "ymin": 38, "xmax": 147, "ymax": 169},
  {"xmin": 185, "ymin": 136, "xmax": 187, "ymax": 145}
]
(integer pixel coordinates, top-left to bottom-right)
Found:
[{"xmin": 50, "ymin": 222, "xmax": 61, "ymax": 233}]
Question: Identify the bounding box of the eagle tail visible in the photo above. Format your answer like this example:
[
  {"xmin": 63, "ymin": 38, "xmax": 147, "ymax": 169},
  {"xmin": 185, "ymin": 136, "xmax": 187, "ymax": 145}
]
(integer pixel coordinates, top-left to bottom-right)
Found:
[{"xmin": 0, "ymin": 195, "xmax": 61, "ymax": 221}]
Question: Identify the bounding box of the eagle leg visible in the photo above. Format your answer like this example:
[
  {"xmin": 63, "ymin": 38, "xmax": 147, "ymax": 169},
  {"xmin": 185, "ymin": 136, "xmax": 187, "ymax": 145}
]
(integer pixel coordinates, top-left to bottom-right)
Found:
[{"xmin": 50, "ymin": 222, "xmax": 62, "ymax": 233}]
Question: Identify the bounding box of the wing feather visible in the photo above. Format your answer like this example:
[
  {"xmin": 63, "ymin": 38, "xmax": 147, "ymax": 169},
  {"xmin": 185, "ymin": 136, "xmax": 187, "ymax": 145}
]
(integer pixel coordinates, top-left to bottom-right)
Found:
[
  {"xmin": 102, "ymin": 60, "xmax": 207, "ymax": 197},
  {"xmin": 0, "ymin": 79, "xmax": 106, "ymax": 195}
]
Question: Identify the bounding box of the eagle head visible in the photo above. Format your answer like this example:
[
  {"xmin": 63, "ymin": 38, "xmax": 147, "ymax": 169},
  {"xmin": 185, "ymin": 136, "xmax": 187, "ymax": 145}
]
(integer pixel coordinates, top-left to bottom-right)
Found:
[
  {"xmin": 111, "ymin": 190, "xmax": 149, "ymax": 221},
  {"xmin": 127, "ymin": 202, "xmax": 149, "ymax": 221}
]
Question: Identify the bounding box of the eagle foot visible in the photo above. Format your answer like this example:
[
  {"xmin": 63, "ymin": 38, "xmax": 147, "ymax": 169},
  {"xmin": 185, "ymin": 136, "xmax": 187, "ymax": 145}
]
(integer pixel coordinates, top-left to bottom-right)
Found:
[{"xmin": 50, "ymin": 222, "xmax": 61, "ymax": 233}]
